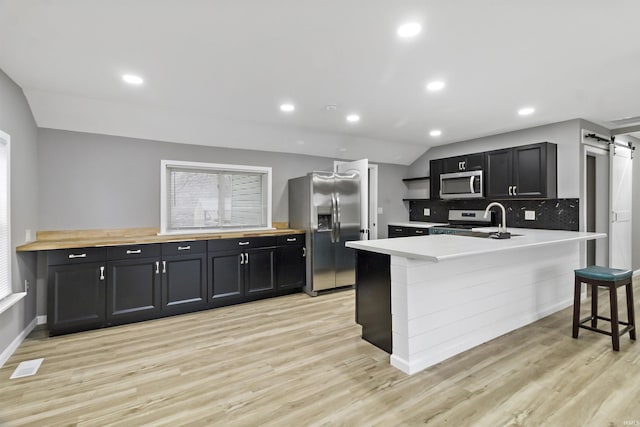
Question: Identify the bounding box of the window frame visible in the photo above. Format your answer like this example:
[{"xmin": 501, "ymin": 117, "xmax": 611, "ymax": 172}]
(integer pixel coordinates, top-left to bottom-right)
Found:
[
  {"xmin": 160, "ymin": 159, "xmax": 273, "ymax": 235},
  {"xmin": 0, "ymin": 129, "xmax": 11, "ymax": 301}
]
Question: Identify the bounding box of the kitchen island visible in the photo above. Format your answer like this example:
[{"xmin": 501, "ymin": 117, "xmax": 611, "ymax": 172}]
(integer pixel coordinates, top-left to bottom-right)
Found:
[{"xmin": 346, "ymin": 228, "xmax": 606, "ymax": 375}]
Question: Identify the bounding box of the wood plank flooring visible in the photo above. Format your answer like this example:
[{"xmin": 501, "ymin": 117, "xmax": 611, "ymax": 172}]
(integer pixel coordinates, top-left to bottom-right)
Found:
[{"xmin": 1, "ymin": 282, "xmax": 639, "ymax": 426}]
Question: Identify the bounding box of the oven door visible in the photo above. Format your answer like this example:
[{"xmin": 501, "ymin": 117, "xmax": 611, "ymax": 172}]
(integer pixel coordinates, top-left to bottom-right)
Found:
[{"xmin": 440, "ymin": 171, "xmax": 484, "ymax": 199}]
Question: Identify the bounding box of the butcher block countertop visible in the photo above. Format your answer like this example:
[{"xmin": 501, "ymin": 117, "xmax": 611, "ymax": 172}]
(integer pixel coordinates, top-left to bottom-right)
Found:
[{"xmin": 16, "ymin": 223, "xmax": 305, "ymax": 252}]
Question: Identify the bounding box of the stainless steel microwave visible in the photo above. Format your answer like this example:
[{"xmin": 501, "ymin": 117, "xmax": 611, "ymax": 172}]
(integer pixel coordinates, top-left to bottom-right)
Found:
[{"xmin": 439, "ymin": 170, "xmax": 484, "ymax": 199}]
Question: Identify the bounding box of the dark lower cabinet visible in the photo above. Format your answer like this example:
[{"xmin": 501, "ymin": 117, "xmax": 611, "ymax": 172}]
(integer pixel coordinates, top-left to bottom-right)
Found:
[
  {"xmin": 209, "ymin": 250, "xmax": 244, "ymax": 302},
  {"xmin": 276, "ymin": 244, "xmax": 306, "ymax": 290},
  {"xmin": 161, "ymin": 241, "xmax": 207, "ymax": 313},
  {"xmin": 47, "ymin": 261, "xmax": 106, "ymax": 333},
  {"xmin": 106, "ymin": 256, "xmax": 162, "ymax": 324},
  {"xmin": 46, "ymin": 234, "xmax": 304, "ymax": 335},
  {"xmin": 388, "ymin": 225, "xmax": 429, "ymax": 238},
  {"xmin": 245, "ymin": 247, "xmax": 276, "ymax": 295}
]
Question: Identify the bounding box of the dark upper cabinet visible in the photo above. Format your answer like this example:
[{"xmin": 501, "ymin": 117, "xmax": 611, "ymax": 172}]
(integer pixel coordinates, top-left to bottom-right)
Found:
[
  {"xmin": 429, "ymin": 159, "xmax": 443, "ymax": 200},
  {"xmin": 47, "ymin": 248, "xmax": 107, "ymax": 334},
  {"xmin": 442, "ymin": 153, "xmax": 485, "ymax": 173},
  {"xmin": 276, "ymin": 234, "xmax": 306, "ymax": 290},
  {"xmin": 486, "ymin": 142, "xmax": 557, "ymax": 199}
]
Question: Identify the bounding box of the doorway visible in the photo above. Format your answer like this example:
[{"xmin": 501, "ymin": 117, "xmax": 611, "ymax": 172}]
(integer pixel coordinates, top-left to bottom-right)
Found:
[{"xmin": 582, "ymin": 142, "xmax": 609, "ymax": 267}]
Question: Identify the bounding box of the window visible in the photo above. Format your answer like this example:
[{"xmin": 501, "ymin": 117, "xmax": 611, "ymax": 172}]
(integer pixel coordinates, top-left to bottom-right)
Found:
[
  {"xmin": 0, "ymin": 130, "xmax": 10, "ymax": 300},
  {"xmin": 160, "ymin": 160, "xmax": 272, "ymax": 234}
]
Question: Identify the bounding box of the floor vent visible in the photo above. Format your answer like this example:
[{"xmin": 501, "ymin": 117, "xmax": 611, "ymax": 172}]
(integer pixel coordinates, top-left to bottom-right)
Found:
[{"xmin": 10, "ymin": 358, "xmax": 44, "ymax": 379}]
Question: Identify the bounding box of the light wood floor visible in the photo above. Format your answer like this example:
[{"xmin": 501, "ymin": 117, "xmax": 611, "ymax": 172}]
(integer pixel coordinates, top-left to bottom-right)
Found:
[{"xmin": 1, "ymin": 283, "xmax": 639, "ymax": 426}]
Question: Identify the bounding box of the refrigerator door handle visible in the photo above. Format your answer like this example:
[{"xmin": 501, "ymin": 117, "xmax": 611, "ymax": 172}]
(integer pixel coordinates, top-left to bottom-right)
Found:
[
  {"xmin": 335, "ymin": 193, "xmax": 341, "ymax": 242},
  {"xmin": 330, "ymin": 194, "xmax": 336, "ymax": 243}
]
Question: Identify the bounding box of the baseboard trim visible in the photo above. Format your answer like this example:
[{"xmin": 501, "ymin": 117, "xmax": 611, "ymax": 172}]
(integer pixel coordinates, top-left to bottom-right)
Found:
[
  {"xmin": 0, "ymin": 317, "xmax": 37, "ymax": 368},
  {"xmin": 37, "ymin": 315, "xmax": 47, "ymax": 325}
]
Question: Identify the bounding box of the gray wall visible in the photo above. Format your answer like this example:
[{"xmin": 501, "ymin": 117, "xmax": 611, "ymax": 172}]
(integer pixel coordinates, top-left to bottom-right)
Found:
[
  {"xmin": 633, "ymin": 137, "xmax": 640, "ymax": 272},
  {"xmin": 408, "ymin": 119, "xmax": 582, "ymax": 198},
  {"xmin": 36, "ymin": 129, "xmax": 409, "ymax": 315},
  {"xmin": 0, "ymin": 69, "xmax": 39, "ymax": 359}
]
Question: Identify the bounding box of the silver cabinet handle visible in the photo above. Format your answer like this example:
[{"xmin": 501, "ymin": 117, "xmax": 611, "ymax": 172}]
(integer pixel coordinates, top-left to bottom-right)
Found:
[
  {"xmin": 415, "ymin": 230, "xmax": 424, "ymax": 234},
  {"xmin": 469, "ymin": 176, "xmax": 475, "ymax": 194},
  {"xmin": 177, "ymin": 245, "xmax": 191, "ymax": 251},
  {"xmin": 513, "ymin": 186, "xmax": 517, "ymax": 196},
  {"xmin": 155, "ymin": 261, "xmax": 160, "ymax": 274},
  {"xmin": 286, "ymin": 238, "xmax": 297, "ymax": 242},
  {"xmin": 99, "ymin": 266, "xmax": 105, "ymax": 280},
  {"xmin": 126, "ymin": 249, "xmax": 141, "ymax": 254},
  {"xmin": 245, "ymin": 253, "xmax": 249, "ymax": 264},
  {"xmin": 238, "ymin": 241, "xmax": 250, "ymax": 246},
  {"xmin": 508, "ymin": 186, "xmax": 512, "ymax": 196},
  {"xmin": 302, "ymin": 247, "xmax": 306, "ymax": 257},
  {"xmin": 240, "ymin": 253, "xmax": 244, "ymax": 265},
  {"xmin": 68, "ymin": 253, "xmax": 87, "ymax": 259},
  {"xmin": 162, "ymin": 261, "xmax": 167, "ymax": 274}
]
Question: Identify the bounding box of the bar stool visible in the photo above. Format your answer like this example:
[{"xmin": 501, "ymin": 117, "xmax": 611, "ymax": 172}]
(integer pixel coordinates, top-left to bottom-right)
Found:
[{"xmin": 572, "ymin": 266, "xmax": 636, "ymax": 351}]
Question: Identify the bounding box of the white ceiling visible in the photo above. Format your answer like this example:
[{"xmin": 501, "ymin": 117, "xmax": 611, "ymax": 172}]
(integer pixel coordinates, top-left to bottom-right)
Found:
[{"xmin": 1, "ymin": 0, "xmax": 639, "ymax": 165}]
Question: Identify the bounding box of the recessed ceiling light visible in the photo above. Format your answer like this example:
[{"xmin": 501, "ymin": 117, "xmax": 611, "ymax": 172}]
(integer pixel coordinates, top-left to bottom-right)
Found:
[
  {"xmin": 346, "ymin": 114, "xmax": 360, "ymax": 123},
  {"xmin": 426, "ymin": 81, "xmax": 445, "ymax": 91},
  {"xmin": 518, "ymin": 107, "xmax": 535, "ymax": 116},
  {"xmin": 430, "ymin": 129, "xmax": 442, "ymax": 137},
  {"xmin": 325, "ymin": 104, "xmax": 338, "ymax": 111},
  {"xmin": 280, "ymin": 103, "xmax": 295, "ymax": 112},
  {"xmin": 122, "ymin": 74, "xmax": 143, "ymax": 85},
  {"xmin": 339, "ymin": 148, "xmax": 348, "ymax": 152},
  {"xmin": 397, "ymin": 22, "xmax": 422, "ymax": 38}
]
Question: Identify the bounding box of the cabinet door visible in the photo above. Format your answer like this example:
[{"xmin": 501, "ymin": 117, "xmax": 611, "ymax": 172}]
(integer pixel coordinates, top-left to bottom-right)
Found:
[
  {"xmin": 245, "ymin": 247, "xmax": 276, "ymax": 295},
  {"xmin": 429, "ymin": 159, "xmax": 442, "ymax": 199},
  {"xmin": 209, "ymin": 250, "xmax": 244, "ymax": 302},
  {"xmin": 513, "ymin": 143, "xmax": 551, "ymax": 198},
  {"xmin": 388, "ymin": 226, "xmax": 409, "ymax": 238},
  {"xmin": 106, "ymin": 257, "xmax": 161, "ymax": 323},
  {"xmin": 408, "ymin": 227, "xmax": 428, "ymax": 236},
  {"xmin": 276, "ymin": 245, "xmax": 305, "ymax": 289},
  {"xmin": 442, "ymin": 156, "xmax": 465, "ymax": 173},
  {"xmin": 47, "ymin": 262, "xmax": 105, "ymax": 333},
  {"xmin": 465, "ymin": 153, "xmax": 485, "ymax": 171},
  {"xmin": 485, "ymin": 148, "xmax": 513, "ymax": 198},
  {"xmin": 162, "ymin": 253, "xmax": 207, "ymax": 312}
]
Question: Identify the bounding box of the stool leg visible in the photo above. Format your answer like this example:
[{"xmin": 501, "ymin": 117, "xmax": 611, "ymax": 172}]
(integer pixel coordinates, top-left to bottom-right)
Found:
[
  {"xmin": 573, "ymin": 277, "xmax": 581, "ymax": 338},
  {"xmin": 609, "ymin": 284, "xmax": 620, "ymax": 351},
  {"xmin": 591, "ymin": 284, "xmax": 598, "ymax": 327},
  {"xmin": 626, "ymin": 281, "xmax": 636, "ymax": 341}
]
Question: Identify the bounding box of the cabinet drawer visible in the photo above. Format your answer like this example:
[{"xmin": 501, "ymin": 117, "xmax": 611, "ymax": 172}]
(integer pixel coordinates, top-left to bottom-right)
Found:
[
  {"xmin": 48, "ymin": 247, "xmax": 107, "ymax": 266},
  {"xmin": 162, "ymin": 240, "xmax": 206, "ymax": 256},
  {"xmin": 409, "ymin": 228, "xmax": 428, "ymax": 236},
  {"xmin": 208, "ymin": 236, "xmax": 277, "ymax": 252},
  {"xmin": 277, "ymin": 234, "xmax": 305, "ymax": 246},
  {"xmin": 107, "ymin": 244, "xmax": 161, "ymax": 260}
]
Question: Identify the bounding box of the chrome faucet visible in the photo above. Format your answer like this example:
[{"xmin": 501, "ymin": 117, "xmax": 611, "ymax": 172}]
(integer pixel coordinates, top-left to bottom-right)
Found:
[{"xmin": 484, "ymin": 202, "xmax": 507, "ymax": 233}]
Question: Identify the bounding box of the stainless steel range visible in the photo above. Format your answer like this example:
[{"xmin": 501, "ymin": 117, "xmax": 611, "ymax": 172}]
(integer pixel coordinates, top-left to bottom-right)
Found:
[{"xmin": 430, "ymin": 209, "xmax": 496, "ymax": 235}]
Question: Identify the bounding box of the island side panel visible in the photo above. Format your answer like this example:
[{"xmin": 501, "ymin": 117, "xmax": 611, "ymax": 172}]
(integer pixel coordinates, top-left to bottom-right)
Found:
[
  {"xmin": 390, "ymin": 242, "xmax": 580, "ymax": 375},
  {"xmin": 355, "ymin": 250, "xmax": 392, "ymax": 353}
]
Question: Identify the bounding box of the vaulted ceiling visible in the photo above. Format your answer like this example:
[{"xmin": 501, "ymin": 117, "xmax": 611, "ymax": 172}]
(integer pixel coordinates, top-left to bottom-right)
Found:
[{"xmin": 1, "ymin": 0, "xmax": 639, "ymax": 164}]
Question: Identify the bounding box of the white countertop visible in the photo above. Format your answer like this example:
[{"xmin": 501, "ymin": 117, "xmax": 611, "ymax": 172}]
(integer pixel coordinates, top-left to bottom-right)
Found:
[
  {"xmin": 347, "ymin": 228, "xmax": 606, "ymax": 262},
  {"xmin": 387, "ymin": 222, "xmax": 447, "ymax": 228}
]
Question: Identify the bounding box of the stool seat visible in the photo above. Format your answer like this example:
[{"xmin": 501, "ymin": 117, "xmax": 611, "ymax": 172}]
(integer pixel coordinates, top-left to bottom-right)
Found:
[{"xmin": 575, "ymin": 265, "xmax": 632, "ymax": 281}]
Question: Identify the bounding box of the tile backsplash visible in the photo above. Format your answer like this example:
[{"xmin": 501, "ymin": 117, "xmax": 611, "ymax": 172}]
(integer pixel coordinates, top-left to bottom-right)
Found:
[{"xmin": 409, "ymin": 198, "xmax": 579, "ymax": 231}]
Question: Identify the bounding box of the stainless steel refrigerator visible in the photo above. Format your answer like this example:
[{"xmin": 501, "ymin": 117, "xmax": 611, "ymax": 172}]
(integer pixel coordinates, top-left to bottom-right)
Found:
[{"xmin": 288, "ymin": 171, "xmax": 361, "ymax": 296}]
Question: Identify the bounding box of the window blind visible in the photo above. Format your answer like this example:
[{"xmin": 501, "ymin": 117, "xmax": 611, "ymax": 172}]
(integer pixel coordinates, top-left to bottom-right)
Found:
[
  {"xmin": 166, "ymin": 166, "xmax": 267, "ymax": 232},
  {"xmin": 0, "ymin": 134, "xmax": 10, "ymax": 300}
]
